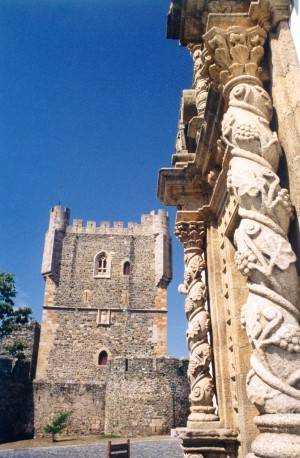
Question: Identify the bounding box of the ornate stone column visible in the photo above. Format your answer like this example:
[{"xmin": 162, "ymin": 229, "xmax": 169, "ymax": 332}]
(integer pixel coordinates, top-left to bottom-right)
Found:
[
  {"xmin": 188, "ymin": 44, "xmax": 209, "ymax": 120},
  {"xmin": 175, "ymin": 221, "xmax": 218, "ymax": 429},
  {"xmin": 203, "ymin": 8, "xmax": 300, "ymax": 457}
]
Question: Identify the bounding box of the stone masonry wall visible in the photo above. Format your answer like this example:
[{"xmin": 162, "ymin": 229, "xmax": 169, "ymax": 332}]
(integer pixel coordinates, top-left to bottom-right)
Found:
[
  {"xmin": 0, "ymin": 322, "xmax": 40, "ymax": 378},
  {"xmin": 105, "ymin": 357, "xmax": 190, "ymax": 437},
  {"xmin": 37, "ymin": 309, "xmax": 166, "ymax": 383},
  {"xmin": 34, "ymin": 380, "xmax": 107, "ymax": 437},
  {"xmin": 0, "ymin": 323, "xmax": 40, "ymax": 440},
  {"xmin": 34, "ymin": 357, "xmax": 189, "ymax": 438},
  {"xmin": 55, "ymin": 233, "xmax": 157, "ymax": 310},
  {"xmin": 0, "ymin": 357, "xmax": 34, "ymax": 441},
  {"xmin": 34, "ymin": 208, "xmax": 179, "ymax": 438}
]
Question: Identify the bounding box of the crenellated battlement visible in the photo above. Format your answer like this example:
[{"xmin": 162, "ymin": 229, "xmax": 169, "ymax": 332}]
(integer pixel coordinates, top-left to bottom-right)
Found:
[
  {"xmin": 65, "ymin": 209, "xmax": 169, "ymax": 236},
  {"xmin": 42, "ymin": 205, "xmax": 172, "ymax": 286}
]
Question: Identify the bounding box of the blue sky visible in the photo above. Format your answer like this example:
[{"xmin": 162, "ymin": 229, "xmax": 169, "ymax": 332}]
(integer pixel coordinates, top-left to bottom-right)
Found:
[{"xmin": 0, "ymin": 0, "xmax": 192, "ymax": 356}]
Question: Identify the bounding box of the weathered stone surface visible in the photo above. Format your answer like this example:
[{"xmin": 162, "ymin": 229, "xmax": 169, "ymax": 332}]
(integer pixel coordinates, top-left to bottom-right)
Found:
[
  {"xmin": 34, "ymin": 357, "xmax": 189, "ymax": 438},
  {"xmin": 0, "ymin": 357, "xmax": 34, "ymax": 441},
  {"xmin": 105, "ymin": 358, "xmax": 190, "ymax": 437},
  {"xmin": 34, "ymin": 381, "xmax": 107, "ymax": 437},
  {"xmin": 176, "ymin": 221, "xmax": 218, "ymax": 428}
]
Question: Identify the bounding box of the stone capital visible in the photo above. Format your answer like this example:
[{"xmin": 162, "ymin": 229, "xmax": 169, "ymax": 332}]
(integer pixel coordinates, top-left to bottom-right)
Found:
[
  {"xmin": 203, "ymin": 2, "xmax": 270, "ymax": 94},
  {"xmin": 175, "ymin": 221, "xmax": 206, "ymax": 252}
]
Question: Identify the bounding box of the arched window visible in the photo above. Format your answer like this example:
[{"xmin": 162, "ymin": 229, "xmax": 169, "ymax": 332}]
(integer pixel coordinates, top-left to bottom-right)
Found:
[
  {"xmin": 123, "ymin": 261, "xmax": 131, "ymax": 276},
  {"xmin": 97, "ymin": 252, "xmax": 107, "ymax": 274},
  {"xmin": 94, "ymin": 251, "xmax": 111, "ymax": 278},
  {"xmin": 98, "ymin": 350, "xmax": 108, "ymax": 366}
]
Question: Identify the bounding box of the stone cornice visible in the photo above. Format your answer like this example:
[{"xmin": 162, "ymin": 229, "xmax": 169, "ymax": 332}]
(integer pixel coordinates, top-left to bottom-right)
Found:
[
  {"xmin": 157, "ymin": 166, "xmax": 210, "ymax": 207},
  {"xmin": 43, "ymin": 306, "xmax": 168, "ymax": 313},
  {"xmin": 157, "ymin": 87, "xmax": 223, "ymax": 213},
  {"xmin": 167, "ymin": 0, "xmax": 291, "ymax": 45},
  {"xmin": 175, "ymin": 148, "xmax": 233, "ymax": 224}
]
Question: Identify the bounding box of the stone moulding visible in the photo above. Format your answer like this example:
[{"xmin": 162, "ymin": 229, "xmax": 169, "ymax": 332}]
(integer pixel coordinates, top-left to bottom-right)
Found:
[
  {"xmin": 42, "ymin": 305, "xmax": 168, "ymax": 313},
  {"xmin": 176, "ymin": 427, "xmax": 239, "ymax": 458},
  {"xmin": 166, "ymin": 0, "xmax": 291, "ymax": 44}
]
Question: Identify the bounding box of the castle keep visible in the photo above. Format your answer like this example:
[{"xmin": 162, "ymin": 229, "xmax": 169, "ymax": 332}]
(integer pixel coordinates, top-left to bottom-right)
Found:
[{"xmin": 34, "ymin": 206, "xmax": 189, "ymax": 437}]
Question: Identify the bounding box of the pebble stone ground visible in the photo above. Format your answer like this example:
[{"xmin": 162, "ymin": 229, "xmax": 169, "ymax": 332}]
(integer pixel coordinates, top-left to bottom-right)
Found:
[{"xmin": 0, "ymin": 439, "xmax": 184, "ymax": 458}]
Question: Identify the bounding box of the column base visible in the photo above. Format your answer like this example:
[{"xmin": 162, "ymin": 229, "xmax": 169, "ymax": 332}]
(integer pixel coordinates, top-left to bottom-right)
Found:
[
  {"xmin": 175, "ymin": 426, "xmax": 239, "ymax": 458},
  {"xmin": 247, "ymin": 414, "xmax": 300, "ymax": 458},
  {"xmin": 187, "ymin": 412, "xmax": 219, "ymax": 428}
]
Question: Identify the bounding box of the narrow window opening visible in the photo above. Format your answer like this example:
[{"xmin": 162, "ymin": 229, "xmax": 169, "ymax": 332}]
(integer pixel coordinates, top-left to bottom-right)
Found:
[
  {"xmin": 98, "ymin": 350, "xmax": 108, "ymax": 366},
  {"xmin": 125, "ymin": 358, "xmax": 128, "ymax": 372},
  {"xmin": 123, "ymin": 261, "xmax": 131, "ymax": 276},
  {"xmin": 83, "ymin": 289, "xmax": 92, "ymax": 304}
]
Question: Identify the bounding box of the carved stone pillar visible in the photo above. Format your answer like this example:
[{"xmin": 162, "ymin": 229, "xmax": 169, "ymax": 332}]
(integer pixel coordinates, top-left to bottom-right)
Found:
[
  {"xmin": 188, "ymin": 44, "xmax": 209, "ymax": 119},
  {"xmin": 175, "ymin": 221, "xmax": 218, "ymax": 429},
  {"xmin": 203, "ymin": 9, "xmax": 300, "ymax": 458}
]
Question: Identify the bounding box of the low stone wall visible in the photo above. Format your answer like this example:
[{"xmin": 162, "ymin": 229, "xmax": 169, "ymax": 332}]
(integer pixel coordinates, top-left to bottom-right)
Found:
[
  {"xmin": 0, "ymin": 322, "xmax": 40, "ymax": 379},
  {"xmin": 34, "ymin": 381, "xmax": 106, "ymax": 437},
  {"xmin": 0, "ymin": 357, "xmax": 34, "ymax": 441},
  {"xmin": 0, "ymin": 324, "xmax": 40, "ymax": 441},
  {"xmin": 34, "ymin": 357, "xmax": 189, "ymax": 438},
  {"xmin": 105, "ymin": 357, "xmax": 189, "ymax": 437}
]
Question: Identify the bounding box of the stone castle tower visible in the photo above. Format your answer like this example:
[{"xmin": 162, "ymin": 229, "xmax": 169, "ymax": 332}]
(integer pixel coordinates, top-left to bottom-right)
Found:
[{"xmin": 34, "ymin": 206, "xmax": 189, "ymax": 436}]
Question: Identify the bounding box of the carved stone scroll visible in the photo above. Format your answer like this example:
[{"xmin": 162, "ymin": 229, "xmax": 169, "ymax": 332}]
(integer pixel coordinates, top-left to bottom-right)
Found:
[
  {"xmin": 203, "ymin": 12, "xmax": 300, "ymax": 458},
  {"xmin": 175, "ymin": 221, "xmax": 218, "ymax": 428}
]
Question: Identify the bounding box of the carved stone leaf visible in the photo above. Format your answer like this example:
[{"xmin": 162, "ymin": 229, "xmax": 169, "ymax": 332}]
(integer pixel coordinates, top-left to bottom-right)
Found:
[
  {"xmin": 214, "ymin": 47, "xmax": 230, "ymax": 69},
  {"xmin": 250, "ymin": 45, "xmax": 264, "ymax": 64},
  {"xmin": 260, "ymin": 231, "xmax": 296, "ymax": 271},
  {"xmin": 230, "ymin": 44, "xmax": 249, "ymax": 64},
  {"xmin": 189, "ymin": 281, "xmax": 206, "ymax": 303},
  {"xmin": 229, "ymin": 168, "xmax": 265, "ymax": 198}
]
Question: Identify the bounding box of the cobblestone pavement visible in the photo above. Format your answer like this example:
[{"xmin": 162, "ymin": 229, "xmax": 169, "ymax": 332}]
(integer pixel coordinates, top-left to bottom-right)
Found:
[{"xmin": 0, "ymin": 439, "xmax": 184, "ymax": 458}]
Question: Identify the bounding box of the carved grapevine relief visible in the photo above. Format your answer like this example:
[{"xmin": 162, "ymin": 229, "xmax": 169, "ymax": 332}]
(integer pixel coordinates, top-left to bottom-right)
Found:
[
  {"xmin": 188, "ymin": 44, "xmax": 209, "ymax": 118},
  {"xmin": 176, "ymin": 222, "xmax": 218, "ymax": 425},
  {"xmin": 222, "ymin": 82, "xmax": 300, "ymax": 413},
  {"xmin": 202, "ymin": 9, "xmax": 300, "ymax": 455}
]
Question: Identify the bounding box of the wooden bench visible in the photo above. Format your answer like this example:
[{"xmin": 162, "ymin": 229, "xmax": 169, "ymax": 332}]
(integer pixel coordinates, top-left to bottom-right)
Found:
[{"xmin": 107, "ymin": 439, "xmax": 130, "ymax": 458}]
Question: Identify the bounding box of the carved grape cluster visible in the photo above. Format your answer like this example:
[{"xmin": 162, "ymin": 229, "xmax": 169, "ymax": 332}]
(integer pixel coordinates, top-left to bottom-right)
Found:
[
  {"xmin": 233, "ymin": 123, "xmax": 260, "ymax": 149},
  {"xmin": 276, "ymin": 189, "xmax": 293, "ymax": 217},
  {"xmin": 279, "ymin": 329, "xmax": 300, "ymax": 353},
  {"xmin": 235, "ymin": 250, "xmax": 257, "ymax": 276}
]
